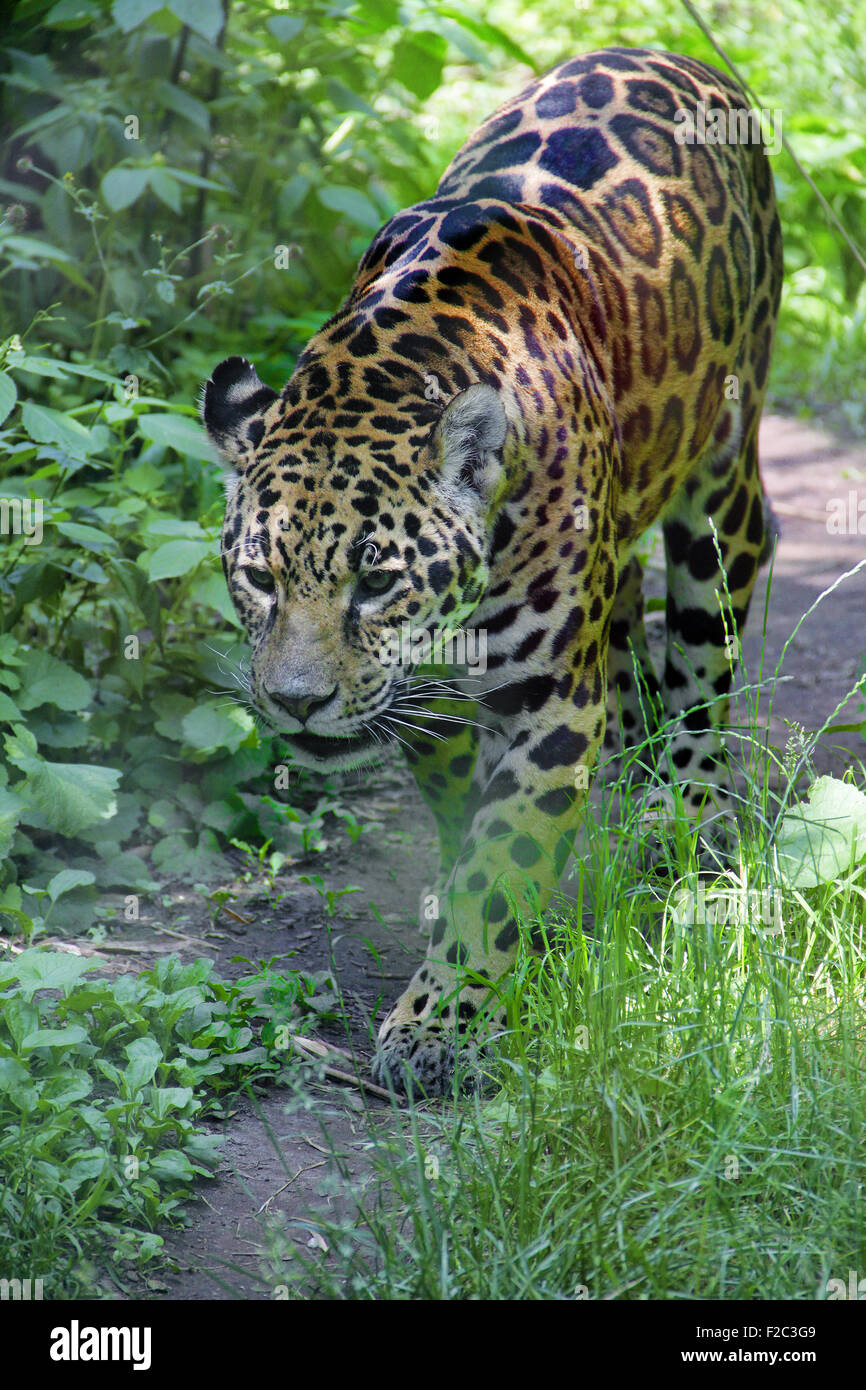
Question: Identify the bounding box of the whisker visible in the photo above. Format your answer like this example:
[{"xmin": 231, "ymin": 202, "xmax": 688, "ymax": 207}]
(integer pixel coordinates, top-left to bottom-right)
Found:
[
  {"xmin": 391, "ymin": 705, "xmax": 493, "ymax": 734},
  {"xmin": 380, "ymin": 713, "xmax": 447, "ymax": 744}
]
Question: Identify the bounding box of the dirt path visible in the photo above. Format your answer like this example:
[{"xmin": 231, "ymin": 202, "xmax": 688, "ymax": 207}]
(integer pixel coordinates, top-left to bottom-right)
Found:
[{"xmin": 122, "ymin": 413, "xmax": 865, "ymax": 1300}]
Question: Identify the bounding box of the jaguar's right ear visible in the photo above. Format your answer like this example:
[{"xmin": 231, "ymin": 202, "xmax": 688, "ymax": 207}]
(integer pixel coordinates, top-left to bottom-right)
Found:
[{"xmin": 201, "ymin": 357, "xmax": 278, "ymax": 476}]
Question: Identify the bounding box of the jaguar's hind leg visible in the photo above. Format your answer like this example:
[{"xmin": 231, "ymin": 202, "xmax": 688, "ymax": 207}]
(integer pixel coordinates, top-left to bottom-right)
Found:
[
  {"xmin": 602, "ymin": 555, "xmax": 662, "ymax": 781},
  {"xmin": 658, "ymin": 410, "xmax": 772, "ymax": 840}
]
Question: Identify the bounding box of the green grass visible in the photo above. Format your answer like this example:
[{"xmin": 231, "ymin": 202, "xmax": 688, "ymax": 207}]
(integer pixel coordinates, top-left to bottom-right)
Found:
[{"xmin": 267, "ymin": 822, "xmax": 866, "ymax": 1299}]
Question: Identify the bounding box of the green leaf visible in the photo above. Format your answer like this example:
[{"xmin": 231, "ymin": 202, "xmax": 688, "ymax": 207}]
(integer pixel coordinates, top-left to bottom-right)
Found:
[
  {"xmin": 0, "ymin": 235, "xmax": 77, "ymax": 267},
  {"xmin": 436, "ymin": 8, "xmax": 539, "ymax": 68},
  {"xmin": 268, "ymin": 14, "xmax": 304, "ymax": 40},
  {"xmin": 136, "ymin": 411, "xmax": 210, "ymax": 457},
  {"xmin": 6, "ymin": 728, "xmax": 120, "ymax": 836},
  {"xmin": 0, "ymin": 947, "xmax": 98, "ymax": 995},
  {"xmin": 44, "ymin": 0, "xmax": 102, "ymax": 28},
  {"xmin": 55, "ymin": 520, "xmax": 118, "ymax": 553},
  {"xmin": 390, "ymin": 31, "xmax": 448, "ymax": 100},
  {"xmin": 155, "ymin": 82, "xmax": 210, "ymax": 132},
  {"xmin": 0, "ymin": 785, "xmax": 25, "ymax": 856},
  {"xmin": 101, "ymin": 165, "xmax": 151, "ymax": 211},
  {"xmin": 148, "ymin": 1147, "xmax": 197, "ymax": 1179},
  {"xmin": 0, "ymin": 1057, "xmax": 29, "ymax": 1090},
  {"xmin": 145, "ymin": 518, "xmax": 207, "ymax": 539},
  {"xmin": 151, "ymin": 829, "xmax": 226, "ymax": 882},
  {"xmin": 91, "ymin": 850, "xmax": 156, "ymax": 892},
  {"xmin": 147, "ymin": 167, "xmax": 182, "ymax": 213},
  {"xmin": 317, "ymin": 184, "xmax": 382, "ymax": 230},
  {"xmin": 776, "ymin": 776, "xmax": 866, "ymax": 888},
  {"xmin": 0, "ymin": 372, "xmax": 17, "ymax": 425},
  {"xmin": 0, "ymin": 691, "xmax": 23, "ymax": 722},
  {"xmin": 47, "ymin": 868, "xmax": 96, "ymax": 903},
  {"xmin": 21, "ymin": 1025, "xmax": 89, "ymax": 1050},
  {"xmin": 143, "ymin": 537, "xmax": 213, "ymax": 581},
  {"xmin": 15, "ymin": 650, "xmax": 92, "ymax": 712},
  {"xmin": 125, "ymin": 1036, "xmax": 162, "ymax": 1092},
  {"xmin": 166, "ymin": 0, "xmax": 224, "ymax": 42},
  {"xmin": 181, "ymin": 702, "xmax": 253, "ymax": 756},
  {"xmin": 20, "ymin": 402, "xmax": 96, "ymax": 457},
  {"xmin": 111, "ymin": 0, "xmax": 162, "ymax": 33},
  {"xmin": 189, "ymin": 569, "xmax": 241, "ymax": 626},
  {"xmin": 149, "ymin": 1086, "xmax": 194, "ymax": 1117}
]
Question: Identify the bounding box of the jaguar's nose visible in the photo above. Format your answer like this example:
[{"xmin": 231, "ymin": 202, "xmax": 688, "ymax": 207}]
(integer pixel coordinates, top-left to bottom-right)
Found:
[{"xmin": 267, "ymin": 686, "xmax": 337, "ymax": 723}]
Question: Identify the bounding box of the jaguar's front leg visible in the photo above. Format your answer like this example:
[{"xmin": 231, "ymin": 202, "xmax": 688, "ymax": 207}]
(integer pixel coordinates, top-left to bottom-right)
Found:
[
  {"xmin": 371, "ymin": 673, "xmax": 607, "ymax": 1095},
  {"xmin": 400, "ymin": 695, "xmax": 481, "ymax": 882}
]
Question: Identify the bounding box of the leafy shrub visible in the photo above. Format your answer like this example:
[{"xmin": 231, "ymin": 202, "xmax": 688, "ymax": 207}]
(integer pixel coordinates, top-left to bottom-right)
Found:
[{"xmin": 0, "ymin": 946, "xmax": 329, "ymax": 1295}]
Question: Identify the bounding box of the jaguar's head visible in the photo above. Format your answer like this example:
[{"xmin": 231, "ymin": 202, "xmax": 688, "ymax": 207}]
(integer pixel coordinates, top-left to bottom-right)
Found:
[{"xmin": 202, "ymin": 356, "xmax": 508, "ymax": 769}]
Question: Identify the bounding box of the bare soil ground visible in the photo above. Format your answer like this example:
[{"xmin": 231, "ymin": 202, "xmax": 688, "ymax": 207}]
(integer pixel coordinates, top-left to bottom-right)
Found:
[{"xmin": 105, "ymin": 413, "xmax": 865, "ymax": 1300}]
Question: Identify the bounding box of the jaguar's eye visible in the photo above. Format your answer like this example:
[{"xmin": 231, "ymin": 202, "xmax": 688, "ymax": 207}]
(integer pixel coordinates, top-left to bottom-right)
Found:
[
  {"xmin": 358, "ymin": 569, "xmax": 398, "ymax": 597},
  {"xmin": 244, "ymin": 567, "xmax": 275, "ymax": 594}
]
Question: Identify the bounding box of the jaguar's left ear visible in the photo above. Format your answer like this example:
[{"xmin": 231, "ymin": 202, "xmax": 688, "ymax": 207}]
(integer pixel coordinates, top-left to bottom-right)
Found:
[
  {"xmin": 201, "ymin": 356, "xmax": 278, "ymax": 468},
  {"xmin": 433, "ymin": 383, "xmax": 508, "ymax": 508}
]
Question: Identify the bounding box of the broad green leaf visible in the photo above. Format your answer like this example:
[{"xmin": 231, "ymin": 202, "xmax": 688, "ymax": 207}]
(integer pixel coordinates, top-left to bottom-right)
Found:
[
  {"xmin": 17, "ymin": 356, "xmax": 118, "ymax": 383},
  {"xmin": 189, "ymin": 569, "xmax": 241, "ymax": 626},
  {"xmin": 163, "ymin": 167, "xmax": 231, "ymax": 192},
  {"xmin": 268, "ymin": 15, "xmax": 304, "ymax": 40},
  {"xmin": 0, "ymin": 234, "xmax": 76, "ymax": 265},
  {"xmin": 148, "ymin": 1148, "xmax": 197, "ymax": 1178},
  {"xmin": 145, "ymin": 518, "xmax": 207, "ymax": 539},
  {"xmin": 149, "ymin": 1087, "xmax": 194, "ymax": 1118},
  {"xmin": 136, "ymin": 411, "xmax": 210, "ymax": 457},
  {"xmin": 0, "ymin": 1057, "xmax": 29, "ymax": 1090},
  {"xmin": 0, "ymin": 372, "xmax": 17, "ymax": 425},
  {"xmin": 0, "ymin": 785, "xmax": 25, "ymax": 856},
  {"xmin": 20, "ymin": 402, "xmax": 96, "ymax": 456},
  {"xmin": 21, "ymin": 1025, "xmax": 89, "ymax": 1050},
  {"xmin": 47, "ymin": 868, "xmax": 96, "ymax": 903},
  {"xmin": 125, "ymin": 1036, "xmax": 162, "ymax": 1092},
  {"xmin": 6, "ymin": 729, "xmax": 119, "ymax": 835},
  {"xmin": 147, "ymin": 167, "xmax": 182, "ymax": 213},
  {"xmin": 101, "ymin": 165, "xmax": 151, "ymax": 211},
  {"xmin": 151, "ymin": 828, "xmax": 226, "ymax": 881},
  {"xmin": 0, "ymin": 947, "xmax": 98, "ymax": 995},
  {"xmin": 181, "ymin": 702, "xmax": 253, "ymax": 756},
  {"xmin": 55, "ymin": 520, "xmax": 118, "ymax": 553},
  {"xmin": 90, "ymin": 850, "xmax": 156, "ymax": 892},
  {"xmin": 16, "ymin": 650, "xmax": 92, "ymax": 712},
  {"xmin": 143, "ymin": 537, "xmax": 213, "ymax": 581},
  {"xmin": 390, "ymin": 31, "xmax": 448, "ymax": 100},
  {"xmin": 436, "ymin": 8, "xmax": 539, "ymax": 68},
  {"xmin": 776, "ymin": 776, "xmax": 866, "ymax": 888},
  {"xmin": 156, "ymin": 82, "xmax": 210, "ymax": 132},
  {"xmin": 317, "ymin": 184, "xmax": 382, "ymax": 230},
  {"xmin": 166, "ymin": 0, "xmax": 224, "ymax": 42},
  {"xmin": 0, "ymin": 692, "xmax": 23, "ymax": 722},
  {"xmin": 111, "ymin": 0, "xmax": 162, "ymax": 33},
  {"xmin": 44, "ymin": 0, "xmax": 101, "ymax": 27}
]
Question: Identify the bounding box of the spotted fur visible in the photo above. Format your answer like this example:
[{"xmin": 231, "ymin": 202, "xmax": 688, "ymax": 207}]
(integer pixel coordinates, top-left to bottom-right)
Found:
[{"xmin": 202, "ymin": 47, "xmax": 783, "ymax": 1095}]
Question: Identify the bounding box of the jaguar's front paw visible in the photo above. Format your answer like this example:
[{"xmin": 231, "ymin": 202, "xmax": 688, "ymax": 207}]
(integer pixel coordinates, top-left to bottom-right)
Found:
[{"xmin": 370, "ymin": 1020, "xmax": 488, "ymax": 1097}]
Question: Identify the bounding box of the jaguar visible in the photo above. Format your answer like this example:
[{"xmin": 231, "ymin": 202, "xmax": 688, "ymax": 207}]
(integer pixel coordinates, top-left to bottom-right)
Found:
[{"xmin": 202, "ymin": 46, "xmax": 783, "ymax": 1095}]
